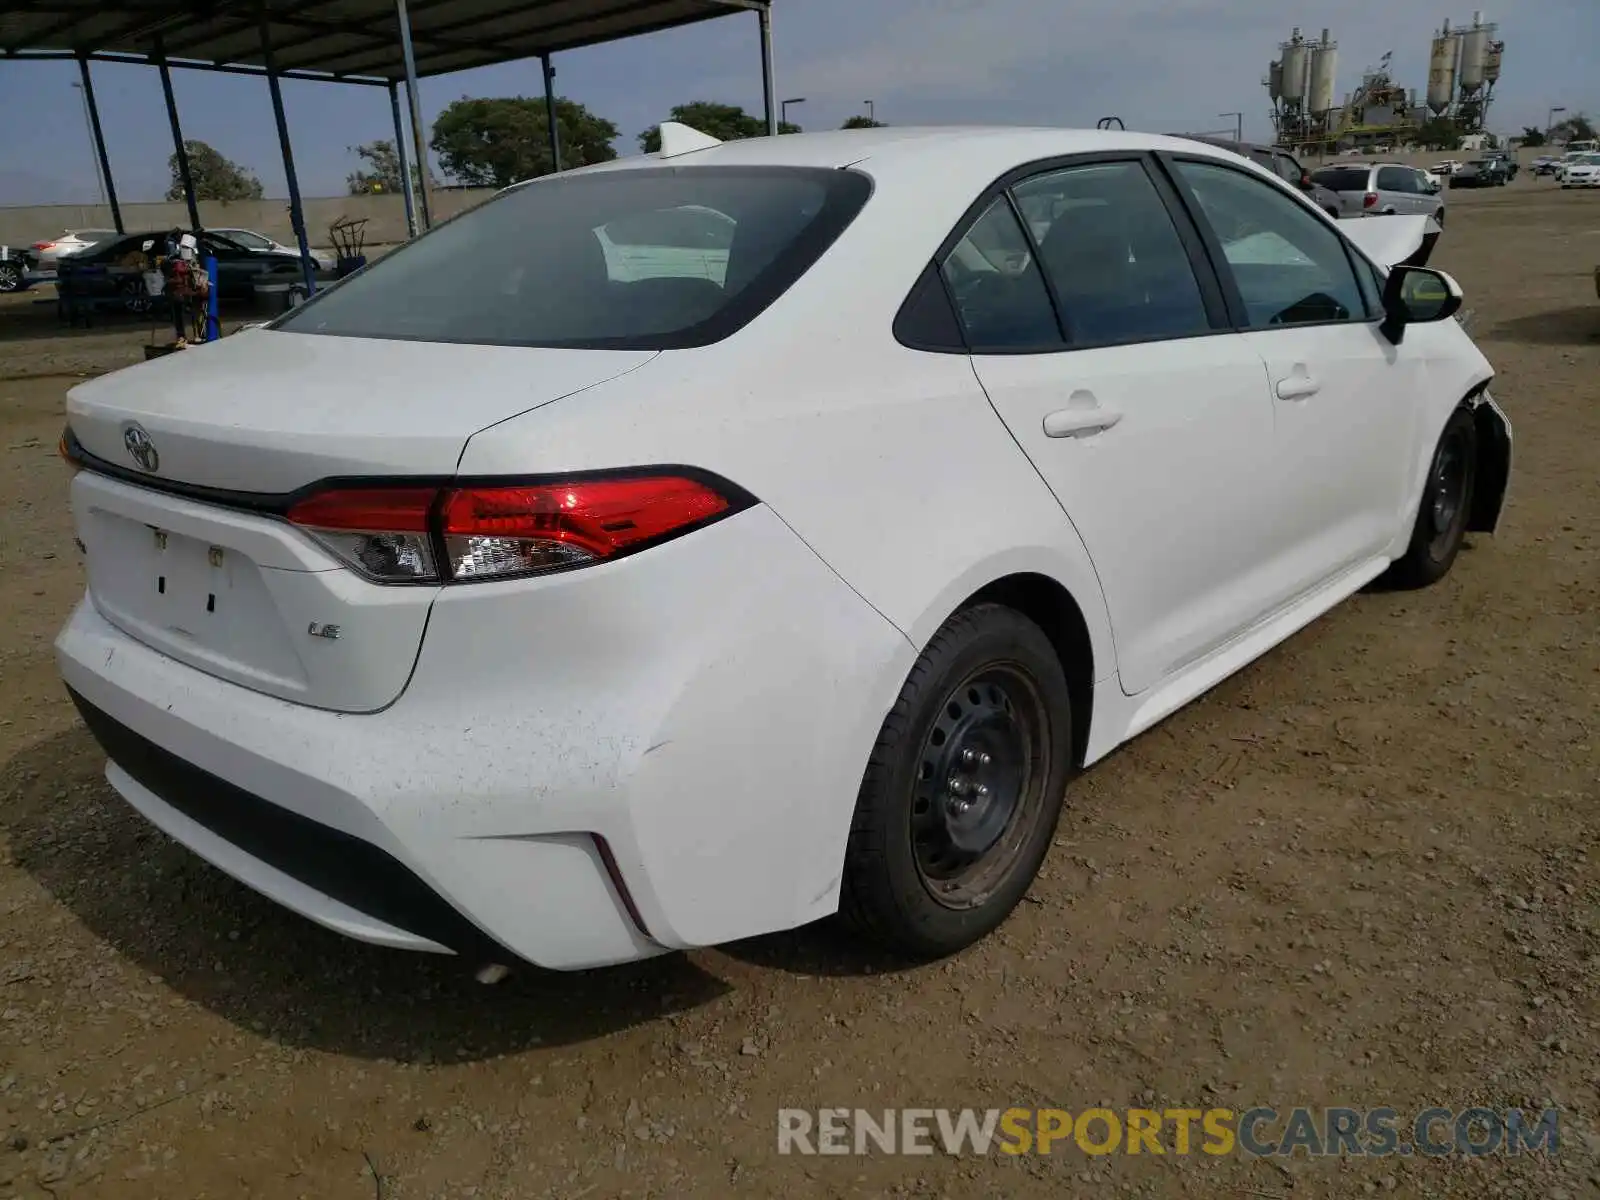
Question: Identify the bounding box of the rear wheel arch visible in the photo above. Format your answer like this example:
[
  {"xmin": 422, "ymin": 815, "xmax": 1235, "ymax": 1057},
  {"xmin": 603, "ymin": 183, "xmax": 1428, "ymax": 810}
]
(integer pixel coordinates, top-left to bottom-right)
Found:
[{"xmin": 958, "ymin": 573, "xmax": 1095, "ymax": 769}]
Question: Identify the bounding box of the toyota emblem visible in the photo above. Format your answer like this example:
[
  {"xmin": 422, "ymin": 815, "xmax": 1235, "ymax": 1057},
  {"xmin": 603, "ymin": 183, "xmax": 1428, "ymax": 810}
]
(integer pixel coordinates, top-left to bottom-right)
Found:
[{"xmin": 123, "ymin": 424, "xmax": 159, "ymax": 473}]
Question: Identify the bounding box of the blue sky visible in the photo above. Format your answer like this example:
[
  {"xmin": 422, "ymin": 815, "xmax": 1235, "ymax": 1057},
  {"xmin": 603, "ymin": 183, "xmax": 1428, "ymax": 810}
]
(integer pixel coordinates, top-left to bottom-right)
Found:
[{"xmin": 2, "ymin": 0, "xmax": 1594, "ymax": 205}]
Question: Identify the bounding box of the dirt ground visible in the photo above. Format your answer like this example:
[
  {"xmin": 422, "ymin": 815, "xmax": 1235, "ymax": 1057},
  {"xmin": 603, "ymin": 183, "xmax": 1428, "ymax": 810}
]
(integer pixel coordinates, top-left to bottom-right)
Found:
[{"xmin": 1, "ymin": 181, "xmax": 1597, "ymax": 1200}]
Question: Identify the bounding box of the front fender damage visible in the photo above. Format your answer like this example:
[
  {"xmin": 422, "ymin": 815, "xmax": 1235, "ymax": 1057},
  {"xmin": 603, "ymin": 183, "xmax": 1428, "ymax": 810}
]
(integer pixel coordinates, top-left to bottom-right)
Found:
[{"xmin": 1466, "ymin": 389, "xmax": 1512, "ymax": 534}]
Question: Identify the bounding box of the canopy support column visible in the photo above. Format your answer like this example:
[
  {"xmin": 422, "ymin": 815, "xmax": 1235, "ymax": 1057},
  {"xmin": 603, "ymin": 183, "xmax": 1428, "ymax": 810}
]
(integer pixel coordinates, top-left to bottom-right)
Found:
[
  {"xmin": 260, "ymin": 12, "xmax": 317, "ymax": 297},
  {"xmin": 156, "ymin": 40, "xmax": 201, "ymax": 231},
  {"xmin": 395, "ymin": 0, "xmax": 434, "ymax": 229},
  {"xmin": 76, "ymin": 55, "xmax": 123, "ymax": 234},
  {"xmin": 541, "ymin": 54, "xmax": 562, "ymax": 172},
  {"xmin": 758, "ymin": 4, "xmax": 776, "ymax": 136},
  {"xmin": 389, "ymin": 81, "xmax": 418, "ymax": 237}
]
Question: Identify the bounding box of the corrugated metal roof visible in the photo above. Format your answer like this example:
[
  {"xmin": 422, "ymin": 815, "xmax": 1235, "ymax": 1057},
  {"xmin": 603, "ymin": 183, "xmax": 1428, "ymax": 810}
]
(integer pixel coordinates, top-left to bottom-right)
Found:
[{"xmin": 0, "ymin": 0, "xmax": 764, "ymax": 85}]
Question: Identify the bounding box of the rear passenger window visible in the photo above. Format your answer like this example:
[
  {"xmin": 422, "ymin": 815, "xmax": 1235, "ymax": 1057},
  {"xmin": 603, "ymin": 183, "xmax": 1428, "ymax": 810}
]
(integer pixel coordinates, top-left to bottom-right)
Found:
[
  {"xmin": 940, "ymin": 198, "xmax": 1063, "ymax": 351},
  {"xmin": 1013, "ymin": 161, "xmax": 1212, "ymax": 345},
  {"xmin": 1375, "ymin": 166, "xmax": 1415, "ymax": 193},
  {"xmin": 1173, "ymin": 159, "xmax": 1369, "ymax": 328}
]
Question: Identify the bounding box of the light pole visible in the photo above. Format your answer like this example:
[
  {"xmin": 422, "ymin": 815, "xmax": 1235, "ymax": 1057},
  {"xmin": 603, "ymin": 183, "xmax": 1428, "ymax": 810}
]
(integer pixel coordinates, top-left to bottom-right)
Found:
[
  {"xmin": 1220, "ymin": 111, "xmax": 1243, "ymax": 144},
  {"xmin": 70, "ymin": 82, "xmax": 108, "ymax": 208},
  {"xmin": 781, "ymin": 96, "xmax": 805, "ymax": 128},
  {"xmin": 865, "ymin": 99, "xmax": 875, "ymax": 123},
  {"xmin": 1546, "ymin": 105, "xmax": 1566, "ymax": 140}
]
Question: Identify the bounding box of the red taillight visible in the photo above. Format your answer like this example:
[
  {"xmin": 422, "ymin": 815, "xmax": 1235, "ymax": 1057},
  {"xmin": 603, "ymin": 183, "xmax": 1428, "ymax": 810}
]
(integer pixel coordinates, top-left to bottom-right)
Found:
[
  {"xmin": 32, "ymin": 241, "xmax": 54, "ymax": 252},
  {"xmin": 286, "ymin": 474, "xmax": 738, "ymax": 584},
  {"xmin": 1363, "ymin": 192, "xmax": 1378, "ymax": 209},
  {"xmin": 287, "ymin": 487, "xmax": 435, "ymax": 532}
]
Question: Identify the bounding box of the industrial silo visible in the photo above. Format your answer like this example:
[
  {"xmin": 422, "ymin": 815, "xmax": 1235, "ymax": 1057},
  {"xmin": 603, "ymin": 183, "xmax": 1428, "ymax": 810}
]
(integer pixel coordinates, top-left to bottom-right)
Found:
[
  {"xmin": 1280, "ymin": 29, "xmax": 1309, "ymax": 105},
  {"xmin": 1308, "ymin": 30, "xmax": 1338, "ymax": 114},
  {"xmin": 1267, "ymin": 60, "xmax": 1284, "ymax": 102},
  {"xmin": 1426, "ymin": 27, "xmax": 1458, "ymax": 114},
  {"xmin": 1483, "ymin": 38, "xmax": 1504, "ymax": 86},
  {"xmin": 1459, "ymin": 13, "xmax": 1491, "ymax": 94}
]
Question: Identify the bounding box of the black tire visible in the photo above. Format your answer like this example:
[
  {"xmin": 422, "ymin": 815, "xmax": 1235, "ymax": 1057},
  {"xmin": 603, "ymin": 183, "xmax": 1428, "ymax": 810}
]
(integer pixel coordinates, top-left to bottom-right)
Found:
[
  {"xmin": 1434, "ymin": 208, "xmax": 1446, "ymax": 226},
  {"xmin": 1382, "ymin": 406, "xmax": 1479, "ymax": 589},
  {"xmin": 840, "ymin": 603, "xmax": 1073, "ymax": 959},
  {"xmin": 0, "ymin": 261, "xmax": 22, "ymax": 293}
]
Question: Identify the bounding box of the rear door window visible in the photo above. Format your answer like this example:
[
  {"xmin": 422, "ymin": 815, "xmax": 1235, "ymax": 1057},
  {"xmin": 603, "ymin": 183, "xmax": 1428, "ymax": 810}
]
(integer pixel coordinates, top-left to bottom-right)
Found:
[
  {"xmin": 1013, "ymin": 160, "xmax": 1213, "ymax": 345},
  {"xmin": 940, "ymin": 197, "xmax": 1063, "ymax": 351},
  {"xmin": 274, "ymin": 166, "xmax": 871, "ymax": 349},
  {"xmin": 1376, "ymin": 166, "xmax": 1416, "ymax": 193},
  {"xmin": 1311, "ymin": 167, "xmax": 1372, "ymax": 192}
]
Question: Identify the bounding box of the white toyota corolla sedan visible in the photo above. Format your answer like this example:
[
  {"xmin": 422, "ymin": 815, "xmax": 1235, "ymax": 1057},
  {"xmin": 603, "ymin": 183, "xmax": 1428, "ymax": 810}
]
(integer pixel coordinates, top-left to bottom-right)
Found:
[{"xmin": 56, "ymin": 125, "xmax": 1511, "ymax": 972}]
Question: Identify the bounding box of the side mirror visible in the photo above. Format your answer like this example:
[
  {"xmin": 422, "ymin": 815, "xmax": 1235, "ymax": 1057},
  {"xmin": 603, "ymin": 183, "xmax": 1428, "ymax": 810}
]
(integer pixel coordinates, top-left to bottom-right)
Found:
[
  {"xmin": 1380, "ymin": 265, "xmax": 1463, "ymax": 344},
  {"xmin": 1299, "ymin": 171, "xmax": 1314, "ymax": 191}
]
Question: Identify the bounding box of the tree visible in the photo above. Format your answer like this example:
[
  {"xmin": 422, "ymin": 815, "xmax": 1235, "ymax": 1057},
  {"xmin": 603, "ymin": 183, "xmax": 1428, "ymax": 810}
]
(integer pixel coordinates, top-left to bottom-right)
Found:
[
  {"xmin": 346, "ymin": 139, "xmax": 436, "ymax": 196},
  {"xmin": 166, "ymin": 140, "xmax": 263, "ymax": 202},
  {"xmin": 1519, "ymin": 126, "xmax": 1547, "ymax": 147},
  {"xmin": 1416, "ymin": 116, "xmax": 1461, "ymax": 151},
  {"xmin": 637, "ymin": 101, "xmax": 799, "ymax": 153},
  {"xmin": 841, "ymin": 116, "xmax": 887, "ymax": 129},
  {"xmin": 430, "ymin": 96, "xmax": 619, "ymax": 188},
  {"xmin": 1553, "ymin": 112, "xmax": 1595, "ymax": 143}
]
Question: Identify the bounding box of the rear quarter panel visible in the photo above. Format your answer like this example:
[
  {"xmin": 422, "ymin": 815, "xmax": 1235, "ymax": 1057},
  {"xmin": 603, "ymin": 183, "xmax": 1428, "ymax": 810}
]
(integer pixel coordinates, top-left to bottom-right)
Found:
[{"xmin": 456, "ymin": 156, "xmax": 1118, "ymax": 676}]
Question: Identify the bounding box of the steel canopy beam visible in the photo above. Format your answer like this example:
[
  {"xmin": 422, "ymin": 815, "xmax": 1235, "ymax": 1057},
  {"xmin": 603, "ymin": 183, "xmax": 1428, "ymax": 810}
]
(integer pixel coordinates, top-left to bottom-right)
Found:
[
  {"xmin": 395, "ymin": 0, "xmax": 433, "ymax": 229},
  {"xmin": 542, "ymin": 53, "xmax": 562, "ymax": 173},
  {"xmin": 1, "ymin": 47, "xmax": 391, "ymax": 85},
  {"xmin": 76, "ymin": 53, "xmax": 123, "ymax": 234},
  {"xmin": 758, "ymin": 5, "xmax": 775, "ymax": 136},
  {"xmin": 260, "ymin": 9, "xmax": 318, "ymax": 298},
  {"xmin": 389, "ymin": 81, "xmax": 419, "ymax": 238},
  {"xmin": 155, "ymin": 40, "xmax": 201, "ymax": 231}
]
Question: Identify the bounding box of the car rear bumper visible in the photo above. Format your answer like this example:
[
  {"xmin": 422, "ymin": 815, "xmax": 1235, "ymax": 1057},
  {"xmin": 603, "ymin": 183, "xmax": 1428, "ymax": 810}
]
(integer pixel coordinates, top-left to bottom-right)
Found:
[{"xmin": 57, "ymin": 504, "xmax": 913, "ymax": 970}]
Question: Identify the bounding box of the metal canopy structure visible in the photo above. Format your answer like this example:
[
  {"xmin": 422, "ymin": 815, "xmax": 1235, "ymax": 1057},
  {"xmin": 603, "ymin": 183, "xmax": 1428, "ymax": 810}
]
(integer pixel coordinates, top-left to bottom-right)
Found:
[
  {"xmin": 1, "ymin": 0, "xmax": 769, "ymax": 84},
  {"xmin": 2, "ymin": 0, "xmax": 778, "ymax": 298}
]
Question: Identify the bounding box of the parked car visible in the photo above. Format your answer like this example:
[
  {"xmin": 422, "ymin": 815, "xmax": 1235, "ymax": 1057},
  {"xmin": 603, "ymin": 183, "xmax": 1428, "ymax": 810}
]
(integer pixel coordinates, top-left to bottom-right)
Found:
[
  {"xmin": 56, "ymin": 230, "xmax": 316, "ymax": 311},
  {"xmin": 1181, "ymin": 137, "xmax": 1343, "ymax": 218},
  {"xmin": 0, "ymin": 243, "xmax": 40, "ymax": 293},
  {"xmin": 1531, "ymin": 156, "xmax": 1558, "ymax": 175},
  {"xmin": 55, "ymin": 125, "xmax": 1511, "ymax": 970},
  {"xmin": 1432, "ymin": 159, "xmax": 1465, "ymax": 176},
  {"xmin": 1481, "ymin": 151, "xmax": 1518, "ymax": 180},
  {"xmin": 207, "ymin": 227, "xmax": 335, "ymax": 271},
  {"xmin": 31, "ymin": 229, "xmax": 118, "ymax": 270},
  {"xmin": 1311, "ymin": 162, "xmax": 1447, "ymax": 222},
  {"xmin": 1449, "ymin": 160, "xmax": 1509, "ymax": 188},
  {"xmin": 1553, "ymin": 152, "xmax": 1591, "ymax": 183},
  {"xmin": 1560, "ymin": 153, "xmax": 1600, "ymax": 188}
]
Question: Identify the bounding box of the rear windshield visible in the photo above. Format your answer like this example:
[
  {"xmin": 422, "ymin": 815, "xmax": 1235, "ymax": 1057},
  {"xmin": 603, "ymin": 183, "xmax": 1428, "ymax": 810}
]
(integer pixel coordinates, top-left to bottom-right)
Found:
[
  {"xmin": 274, "ymin": 165, "xmax": 872, "ymax": 349},
  {"xmin": 1311, "ymin": 167, "xmax": 1371, "ymax": 191}
]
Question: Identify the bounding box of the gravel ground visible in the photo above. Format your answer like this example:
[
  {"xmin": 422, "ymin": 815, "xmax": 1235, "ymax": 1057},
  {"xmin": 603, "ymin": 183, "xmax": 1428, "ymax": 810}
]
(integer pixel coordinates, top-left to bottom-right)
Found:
[{"xmin": 0, "ymin": 180, "xmax": 1597, "ymax": 1200}]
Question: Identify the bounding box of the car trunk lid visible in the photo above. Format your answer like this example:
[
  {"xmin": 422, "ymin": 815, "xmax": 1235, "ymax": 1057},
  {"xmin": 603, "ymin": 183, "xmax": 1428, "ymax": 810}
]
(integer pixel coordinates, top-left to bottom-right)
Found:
[
  {"xmin": 65, "ymin": 330, "xmax": 656, "ymax": 712},
  {"xmin": 67, "ymin": 328, "xmax": 656, "ymax": 493}
]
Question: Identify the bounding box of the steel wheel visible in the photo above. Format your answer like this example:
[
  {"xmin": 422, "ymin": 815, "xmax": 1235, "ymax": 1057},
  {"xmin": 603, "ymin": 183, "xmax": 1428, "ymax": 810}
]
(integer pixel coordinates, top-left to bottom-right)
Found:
[
  {"xmin": 1380, "ymin": 406, "xmax": 1479, "ymax": 590},
  {"xmin": 1424, "ymin": 421, "xmax": 1470, "ymax": 561},
  {"xmin": 910, "ymin": 663, "xmax": 1050, "ymax": 909},
  {"xmin": 841, "ymin": 603, "xmax": 1074, "ymax": 959}
]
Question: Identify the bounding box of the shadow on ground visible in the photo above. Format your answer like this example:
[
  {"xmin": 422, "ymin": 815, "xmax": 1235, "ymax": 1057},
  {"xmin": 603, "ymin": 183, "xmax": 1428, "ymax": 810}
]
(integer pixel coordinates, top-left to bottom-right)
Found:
[
  {"xmin": 1486, "ymin": 306, "xmax": 1600, "ymax": 346},
  {"xmin": 1, "ymin": 725, "xmax": 737, "ymax": 1064}
]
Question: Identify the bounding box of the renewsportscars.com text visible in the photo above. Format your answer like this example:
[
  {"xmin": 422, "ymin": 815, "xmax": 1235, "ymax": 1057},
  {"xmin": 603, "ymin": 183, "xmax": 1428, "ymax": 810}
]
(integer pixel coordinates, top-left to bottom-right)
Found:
[{"xmin": 776, "ymin": 1106, "xmax": 1560, "ymax": 1158}]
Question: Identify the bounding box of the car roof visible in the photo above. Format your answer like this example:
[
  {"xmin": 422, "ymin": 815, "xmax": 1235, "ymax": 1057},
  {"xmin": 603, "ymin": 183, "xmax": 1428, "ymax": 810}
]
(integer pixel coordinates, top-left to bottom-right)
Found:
[{"xmin": 523, "ymin": 126, "xmax": 1256, "ymax": 190}]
